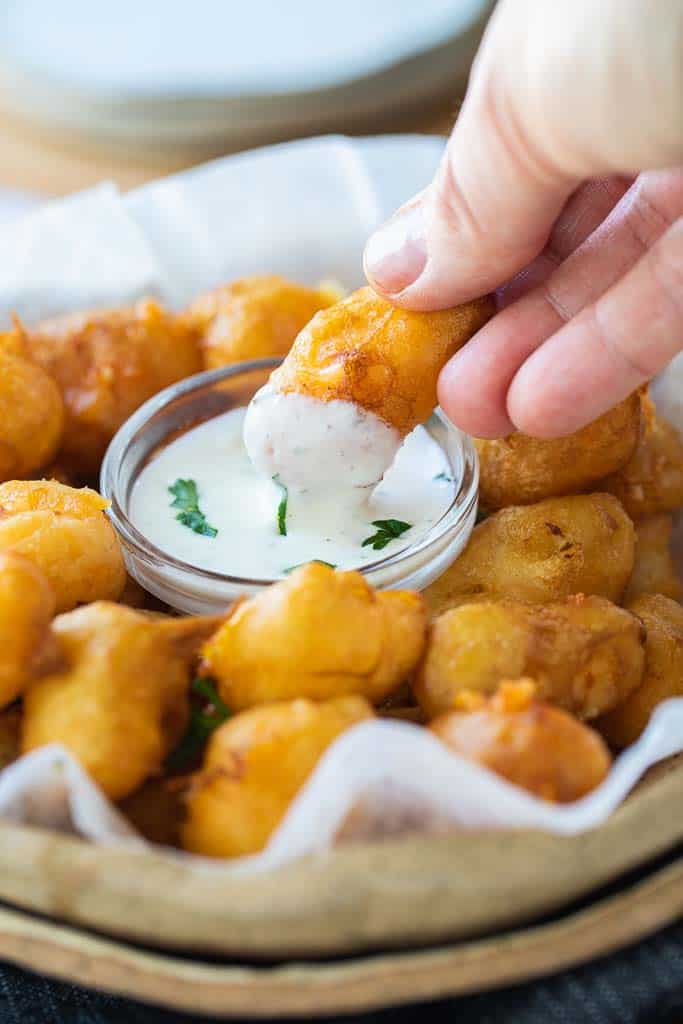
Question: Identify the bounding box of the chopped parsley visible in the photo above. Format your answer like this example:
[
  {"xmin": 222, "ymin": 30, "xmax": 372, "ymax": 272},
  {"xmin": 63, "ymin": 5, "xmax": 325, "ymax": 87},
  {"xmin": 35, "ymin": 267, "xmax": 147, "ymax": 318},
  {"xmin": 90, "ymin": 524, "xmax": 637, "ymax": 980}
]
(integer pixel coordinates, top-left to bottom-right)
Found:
[
  {"xmin": 434, "ymin": 471, "xmax": 454, "ymax": 483},
  {"xmin": 273, "ymin": 475, "xmax": 288, "ymax": 536},
  {"xmin": 168, "ymin": 478, "xmax": 217, "ymax": 538},
  {"xmin": 166, "ymin": 677, "xmax": 230, "ymax": 773},
  {"xmin": 362, "ymin": 518, "xmax": 412, "ymax": 551},
  {"xmin": 283, "ymin": 559, "xmax": 337, "ymax": 574}
]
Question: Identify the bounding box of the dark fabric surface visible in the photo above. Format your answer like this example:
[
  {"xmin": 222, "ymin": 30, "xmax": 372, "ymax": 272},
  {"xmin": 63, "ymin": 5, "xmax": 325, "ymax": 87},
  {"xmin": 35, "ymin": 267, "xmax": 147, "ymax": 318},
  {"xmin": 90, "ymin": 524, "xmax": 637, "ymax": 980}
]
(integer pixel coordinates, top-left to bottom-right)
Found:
[{"xmin": 1, "ymin": 918, "xmax": 683, "ymax": 1024}]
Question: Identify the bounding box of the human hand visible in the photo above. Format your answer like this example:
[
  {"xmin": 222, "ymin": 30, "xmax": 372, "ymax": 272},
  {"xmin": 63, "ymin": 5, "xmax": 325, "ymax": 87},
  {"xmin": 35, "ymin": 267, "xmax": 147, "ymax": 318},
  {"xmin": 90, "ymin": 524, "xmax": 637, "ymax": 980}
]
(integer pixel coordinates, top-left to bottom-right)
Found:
[{"xmin": 363, "ymin": 0, "xmax": 683, "ymax": 438}]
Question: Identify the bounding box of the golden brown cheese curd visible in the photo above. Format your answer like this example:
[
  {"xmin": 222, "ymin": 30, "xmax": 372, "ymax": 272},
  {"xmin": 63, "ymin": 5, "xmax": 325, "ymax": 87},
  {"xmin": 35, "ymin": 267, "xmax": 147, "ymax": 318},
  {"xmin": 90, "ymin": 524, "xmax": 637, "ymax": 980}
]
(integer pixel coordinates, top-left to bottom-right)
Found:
[
  {"xmin": 119, "ymin": 777, "xmax": 185, "ymax": 847},
  {"xmin": 0, "ymin": 552, "xmax": 58, "ymax": 709},
  {"xmin": 431, "ymin": 680, "xmax": 612, "ymax": 802},
  {"xmin": 624, "ymin": 515, "xmax": 682, "ymax": 604},
  {"xmin": 599, "ymin": 404, "xmax": 683, "ymax": 521},
  {"xmin": 0, "ymin": 334, "xmax": 64, "ymax": 482},
  {"xmin": 597, "ymin": 594, "xmax": 683, "ymax": 749},
  {"xmin": 271, "ymin": 286, "xmax": 494, "ymax": 437},
  {"xmin": 0, "ymin": 480, "xmax": 126, "ymax": 613},
  {"xmin": 0, "ymin": 706, "xmax": 22, "ymax": 770},
  {"xmin": 475, "ymin": 392, "xmax": 641, "ymax": 509},
  {"xmin": 423, "ymin": 493, "xmax": 635, "ymax": 618},
  {"xmin": 22, "ymin": 603, "xmax": 223, "ymax": 800},
  {"xmin": 187, "ymin": 275, "xmax": 340, "ymax": 369},
  {"xmin": 202, "ymin": 562, "xmax": 427, "ymax": 711},
  {"xmin": 36, "ymin": 462, "xmax": 77, "ymax": 487},
  {"xmin": 118, "ymin": 574, "xmax": 157, "ymax": 611},
  {"xmin": 13, "ymin": 299, "xmax": 201, "ymax": 476},
  {"xmin": 416, "ymin": 596, "xmax": 644, "ymax": 720},
  {"xmin": 182, "ymin": 695, "xmax": 373, "ymax": 857}
]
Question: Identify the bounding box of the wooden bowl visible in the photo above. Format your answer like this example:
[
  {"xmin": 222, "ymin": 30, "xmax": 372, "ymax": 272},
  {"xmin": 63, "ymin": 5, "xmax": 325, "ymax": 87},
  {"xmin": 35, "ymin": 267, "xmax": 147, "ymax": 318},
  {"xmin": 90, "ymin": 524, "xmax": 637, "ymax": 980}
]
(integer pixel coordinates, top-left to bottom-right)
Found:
[
  {"xmin": 0, "ymin": 846, "xmax": 682, "ymax": 1017},
  {"xmin": 1, "ymin": 756, "xmax": 681, "ymax": 959}
]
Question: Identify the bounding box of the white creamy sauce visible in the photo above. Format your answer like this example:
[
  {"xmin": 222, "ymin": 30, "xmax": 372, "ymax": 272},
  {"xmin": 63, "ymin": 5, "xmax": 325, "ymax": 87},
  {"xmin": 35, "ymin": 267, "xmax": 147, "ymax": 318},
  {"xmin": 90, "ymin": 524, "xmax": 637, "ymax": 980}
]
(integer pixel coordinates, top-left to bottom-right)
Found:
[
  {"xmin": 243, "ymin": 384, "xmax": 401, "ymax": 488},
  {"xmin": 130, "ymin": 407, "xmax": 456, "ymax": 580}
]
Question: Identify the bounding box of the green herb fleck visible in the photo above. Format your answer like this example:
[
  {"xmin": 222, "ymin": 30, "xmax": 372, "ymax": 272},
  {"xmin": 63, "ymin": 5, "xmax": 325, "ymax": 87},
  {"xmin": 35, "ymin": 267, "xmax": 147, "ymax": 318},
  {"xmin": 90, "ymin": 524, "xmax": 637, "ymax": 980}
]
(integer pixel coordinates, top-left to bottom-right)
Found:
[
  {"xmin": 273, "ymin": 475, "xmax": 288, "ymax": 536},
  {"xmin": 362, "ymin": 518, "xmax": 412, "ymax": 552},
  {"xmin": 283, "ymin": 559, "xmax": 337, "ymax": 575},
  {"xmin": 166, "ymin": 677, "xmax": 230, "ymax": 773},
  {"xmin": 434, "ymin": 471, "xmax": 453, "ymax": 483},
  {"xmin": 168, "ymin": 478, "xmax": 217, "ymax": 538}
]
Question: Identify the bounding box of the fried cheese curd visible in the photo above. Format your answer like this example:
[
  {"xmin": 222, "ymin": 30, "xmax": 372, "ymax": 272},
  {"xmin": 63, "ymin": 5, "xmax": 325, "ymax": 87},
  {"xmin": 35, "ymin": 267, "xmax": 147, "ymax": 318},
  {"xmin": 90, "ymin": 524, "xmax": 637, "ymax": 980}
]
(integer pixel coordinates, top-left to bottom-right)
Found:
[
  {"xmin": 0, "ymin": 332, "xmax": 64, "ymax": 482},
  {"xmin": 599, "ymin": 398, "xmax": 683, "ymax": 521},
  {"xmin": 119, "ymin": 777, "xmax": 185, "ymax": 847},
  {"xmin": 416, "ymin": 596, "xmax": 645, "ymax": 720},
  {"xmin": 597, "ymin": 595, "xmax": 683, "ymax": 749},
  {"xmin": 245, "ymin": 288, "xmax": 494, "ymax": 489},
  {"xmin": 475, "ymin": 392, "xmax": 642, "ymax": 509},
  {"xmin": 0, "ymin": 480, "xmax": 126, "ymax": 613},
  {"xmin": 202, "ymin": 562, "xmax": 426, "ymax": 710},
  {"xmin": 271, "ymin": 286, "xmax": 494, "ymax": 437},
  {"xmin": 186, "ymin": 275, "xmax": 340, "ymax": 369},
  {"xmin": 431, "ymin": 680, "xmax": 612, "ymax": 802},
  {"xmin": 182, "ymin": 696, "xmax": 373, "ymax": 857},
  {"xmin": 35, "ymin": 461, "xmax": 76, "ymax": 487},
  {"xmin": 0, "ymin": 552, "xmax": 58, "ymax": 708},
  {"xmin": 12, "ymin": 299, "xmax": 201, "ymax": 476},
  {"xmin": 624, "ymin": 515, "xmax": 682, "ymax": 604},
  {"xmin": 22, "ymin": 603, "xmax": 223, "ymax": 800},
  {"xmin": 0, "ymin": 706, "xmax": 21, "ymax": 770},
  {"xmin": 423, "ymin": 493, "xmax": 635, "ymax": 617}
]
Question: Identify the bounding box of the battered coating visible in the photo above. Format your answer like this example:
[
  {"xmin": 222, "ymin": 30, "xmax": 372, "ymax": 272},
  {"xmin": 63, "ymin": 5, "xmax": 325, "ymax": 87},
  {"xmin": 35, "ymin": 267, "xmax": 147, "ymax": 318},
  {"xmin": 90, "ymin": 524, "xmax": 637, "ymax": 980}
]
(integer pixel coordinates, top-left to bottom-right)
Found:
[
  {"xmin": 416, "ymin": 596, "xmax": 644, "ymax": 720},
  {"xmin": 0, "ymin": 552, "xmax": 59, "ymax": 709},
  {"xmin": 431, "ymin": 680, "xmax": 612, "ymax": 802},
  {"xmin": 22, "ymin": 603, "xmax": 223, "ymax": 800},
  {"xmin": 202, "ymin": 562, "xmax": 427, "ymax": 710},
  {"xmin": 597, "ymin": 594, "xmax": 683, "ymax": 749},
  {"xmin": 624, "ymin": 515, "xmax": 682, "ymax": 604},
  {"xmin": 476, "ymin": 392, "xmax": 642, "ymax": 509},
  {"xmin": 599, "ymin": 403, "xmax": 683, "ymax": 521},
  {"xmin": 271, "ymin": 286, "xmax": 494, "ymax": 436},
  {"xmin": 13, "ymin": 299, "xmax": 201, "ymax": 476},
  {"xmin": 423, "ymin": 493, "xmax": 635, "ymax": 617},
  {"xmin": 182, "ymin": 695, "xmax": 373, "ymax": 857},
  {"xmin": 187, "ymin": 275, "xmax": 340, "ymax": 369},
  {"xmin": 0, "ymin": 480, "xmax": 127, "ymax": 613},
  {"xmin": 0, "ymin": 333, "xmax": 64, "ymax": 482}
]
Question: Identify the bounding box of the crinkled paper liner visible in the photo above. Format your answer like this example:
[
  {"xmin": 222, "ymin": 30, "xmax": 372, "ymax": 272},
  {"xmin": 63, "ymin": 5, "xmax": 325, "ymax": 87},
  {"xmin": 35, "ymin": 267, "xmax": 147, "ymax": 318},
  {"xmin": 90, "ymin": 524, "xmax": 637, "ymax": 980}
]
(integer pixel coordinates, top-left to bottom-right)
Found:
[{"xmin": 1, "ymin": 137, "xmax": 682, "ymax": 873}]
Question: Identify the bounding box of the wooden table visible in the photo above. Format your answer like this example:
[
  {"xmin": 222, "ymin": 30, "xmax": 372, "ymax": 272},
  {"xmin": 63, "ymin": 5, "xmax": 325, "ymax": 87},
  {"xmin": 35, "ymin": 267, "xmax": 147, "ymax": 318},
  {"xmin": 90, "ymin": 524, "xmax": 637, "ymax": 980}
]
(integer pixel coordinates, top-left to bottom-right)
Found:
[{"xmin": 0, "ymin": 100, "xmax": 456, "ymax": 198}]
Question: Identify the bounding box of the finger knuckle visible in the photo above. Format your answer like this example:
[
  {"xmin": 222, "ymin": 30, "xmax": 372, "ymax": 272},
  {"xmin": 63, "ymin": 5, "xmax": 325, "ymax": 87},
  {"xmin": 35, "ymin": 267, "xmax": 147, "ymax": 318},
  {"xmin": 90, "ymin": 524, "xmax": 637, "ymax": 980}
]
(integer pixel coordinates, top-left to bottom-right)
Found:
[
  {"xmin": 649, "ymin": 220, "xmax": 683, "ymax": 320},
  {"xmin": 435, "ymin": 144, "xmax": 488, "ymax": 242},
  {"xmin": 593, "ymin": 305, "xmax": 659, "ymax": 381},
  {"xmin": 623, "ymin": 178, "xmax": 677, "ymax": 252}
]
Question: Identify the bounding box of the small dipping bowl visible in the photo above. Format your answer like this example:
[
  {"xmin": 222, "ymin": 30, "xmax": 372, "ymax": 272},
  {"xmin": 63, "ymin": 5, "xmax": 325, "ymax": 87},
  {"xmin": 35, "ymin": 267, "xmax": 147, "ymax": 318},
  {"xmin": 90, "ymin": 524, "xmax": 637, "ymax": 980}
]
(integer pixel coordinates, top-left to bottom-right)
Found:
[{"xmin": 101, "ymin": 359, "xmax": 479, "ymax": 614}]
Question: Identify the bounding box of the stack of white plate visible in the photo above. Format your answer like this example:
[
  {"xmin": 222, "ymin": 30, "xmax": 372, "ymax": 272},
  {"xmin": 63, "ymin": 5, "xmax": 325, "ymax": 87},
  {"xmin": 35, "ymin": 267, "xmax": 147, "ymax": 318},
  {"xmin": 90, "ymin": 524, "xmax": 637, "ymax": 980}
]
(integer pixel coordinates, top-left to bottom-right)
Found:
[{"xmin": 0, "ymin": 0, "xmax": 492, "ymax": 152}]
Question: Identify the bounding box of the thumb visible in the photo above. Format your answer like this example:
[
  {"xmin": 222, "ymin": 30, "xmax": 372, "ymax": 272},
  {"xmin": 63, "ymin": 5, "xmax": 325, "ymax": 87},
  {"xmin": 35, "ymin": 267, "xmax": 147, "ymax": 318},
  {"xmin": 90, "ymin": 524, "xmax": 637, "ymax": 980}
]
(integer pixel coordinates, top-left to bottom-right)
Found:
[{"xmin": 364, "ymin": 0, "xmax": 683, "ymax": 311}]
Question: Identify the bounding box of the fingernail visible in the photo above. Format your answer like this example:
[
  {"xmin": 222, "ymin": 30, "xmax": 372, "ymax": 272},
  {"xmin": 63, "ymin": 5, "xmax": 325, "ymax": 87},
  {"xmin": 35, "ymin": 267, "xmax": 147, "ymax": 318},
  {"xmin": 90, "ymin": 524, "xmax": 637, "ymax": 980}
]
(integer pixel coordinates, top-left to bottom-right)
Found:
[{"xmin": 364, "ymin": 202, "xmax": 427, "ymax": 295}]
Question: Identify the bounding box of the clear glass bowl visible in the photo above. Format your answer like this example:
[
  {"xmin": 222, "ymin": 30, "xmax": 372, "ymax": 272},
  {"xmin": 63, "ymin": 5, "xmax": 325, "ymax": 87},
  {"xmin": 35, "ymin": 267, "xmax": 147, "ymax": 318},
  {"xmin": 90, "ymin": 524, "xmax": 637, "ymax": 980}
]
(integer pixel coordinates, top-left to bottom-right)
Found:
[{"xmin": 101, "ymin": 359, "xmax": 479, "ymax": 614}]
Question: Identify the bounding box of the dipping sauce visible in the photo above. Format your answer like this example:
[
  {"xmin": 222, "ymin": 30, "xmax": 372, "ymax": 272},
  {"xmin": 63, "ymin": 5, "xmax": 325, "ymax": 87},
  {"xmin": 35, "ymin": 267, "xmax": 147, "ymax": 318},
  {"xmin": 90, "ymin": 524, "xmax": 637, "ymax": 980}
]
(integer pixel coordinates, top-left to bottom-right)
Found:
[
  {"xmin": 243, "ymin": 384, "xmax": 401, "ymax": 488},
  {"xmin": 129, "ymin": 407, "xmax": 456, "ymax": 580}
]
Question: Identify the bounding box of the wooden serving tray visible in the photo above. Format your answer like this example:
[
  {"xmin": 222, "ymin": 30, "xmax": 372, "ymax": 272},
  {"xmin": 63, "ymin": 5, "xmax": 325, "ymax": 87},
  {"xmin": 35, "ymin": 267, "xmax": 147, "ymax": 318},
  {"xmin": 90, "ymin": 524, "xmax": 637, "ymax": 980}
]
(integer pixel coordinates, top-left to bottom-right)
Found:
[
  {"xmin": 0, "ymin": 754, "xmax": 681, "ymax": 964},
  {"xmin": 1, "ymin": 853, "xmax": 683, "ymax": 1018}
]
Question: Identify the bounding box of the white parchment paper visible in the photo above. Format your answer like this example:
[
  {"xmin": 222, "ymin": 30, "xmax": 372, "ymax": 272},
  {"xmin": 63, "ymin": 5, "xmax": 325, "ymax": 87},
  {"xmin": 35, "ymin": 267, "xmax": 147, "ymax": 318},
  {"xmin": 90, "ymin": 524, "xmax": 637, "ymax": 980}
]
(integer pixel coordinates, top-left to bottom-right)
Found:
[{"xmin": 1, "ymin": 134, "xmax": 682, "ymax": 873}]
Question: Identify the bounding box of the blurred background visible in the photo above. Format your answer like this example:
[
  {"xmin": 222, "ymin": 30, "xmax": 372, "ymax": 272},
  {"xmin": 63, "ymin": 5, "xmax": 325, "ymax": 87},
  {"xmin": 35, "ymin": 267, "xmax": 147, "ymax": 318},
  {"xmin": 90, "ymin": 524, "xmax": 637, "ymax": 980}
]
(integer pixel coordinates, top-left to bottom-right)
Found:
[{"xmin": 0, "ymin": 0, "xmax": 494, "ymax": 206}]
